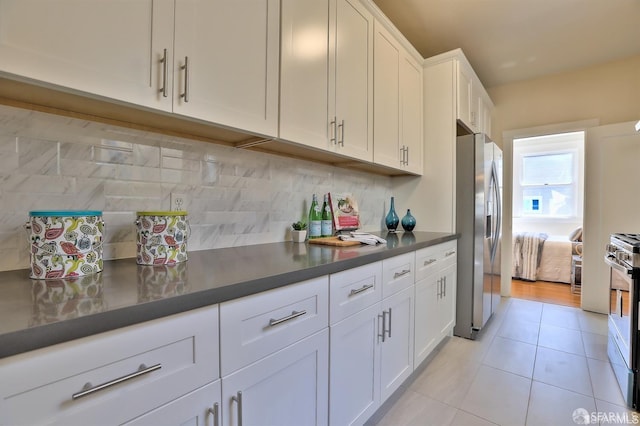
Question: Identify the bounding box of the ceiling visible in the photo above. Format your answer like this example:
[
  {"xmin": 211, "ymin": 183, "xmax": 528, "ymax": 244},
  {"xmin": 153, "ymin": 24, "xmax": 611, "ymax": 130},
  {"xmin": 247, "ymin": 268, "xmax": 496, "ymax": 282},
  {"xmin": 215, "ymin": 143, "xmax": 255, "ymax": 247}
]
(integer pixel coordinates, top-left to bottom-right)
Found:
[{"xmin": 372, "ymin": 0, "xmax": 640, "ymax": 88}]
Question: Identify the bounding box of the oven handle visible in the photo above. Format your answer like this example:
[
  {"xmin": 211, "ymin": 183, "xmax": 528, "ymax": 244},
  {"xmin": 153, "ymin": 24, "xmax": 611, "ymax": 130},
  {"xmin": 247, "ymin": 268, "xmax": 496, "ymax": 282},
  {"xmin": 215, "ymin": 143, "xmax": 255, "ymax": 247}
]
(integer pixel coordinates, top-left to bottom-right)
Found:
[{"xmin": 604, "ymin": 255, "xmax": 633, "ymax": 275}]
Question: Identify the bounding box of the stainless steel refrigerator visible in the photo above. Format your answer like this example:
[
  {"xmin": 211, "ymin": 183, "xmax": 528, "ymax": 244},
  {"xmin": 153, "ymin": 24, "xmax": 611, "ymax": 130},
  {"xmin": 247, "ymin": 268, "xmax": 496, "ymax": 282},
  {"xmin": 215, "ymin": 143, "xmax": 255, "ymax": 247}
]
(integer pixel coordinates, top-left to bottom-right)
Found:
[{"xmin": 454, "ymin": 133, "xmax": 502, "ymax": 339}]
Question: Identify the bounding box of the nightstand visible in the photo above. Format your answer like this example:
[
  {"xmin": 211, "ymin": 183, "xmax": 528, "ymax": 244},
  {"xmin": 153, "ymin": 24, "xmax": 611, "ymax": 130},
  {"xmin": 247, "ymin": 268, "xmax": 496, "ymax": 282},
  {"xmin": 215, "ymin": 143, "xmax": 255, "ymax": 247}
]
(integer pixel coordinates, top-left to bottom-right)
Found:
[{"xmin": 571, "ymin": 255, "xmax": 582, "ymax": 294}]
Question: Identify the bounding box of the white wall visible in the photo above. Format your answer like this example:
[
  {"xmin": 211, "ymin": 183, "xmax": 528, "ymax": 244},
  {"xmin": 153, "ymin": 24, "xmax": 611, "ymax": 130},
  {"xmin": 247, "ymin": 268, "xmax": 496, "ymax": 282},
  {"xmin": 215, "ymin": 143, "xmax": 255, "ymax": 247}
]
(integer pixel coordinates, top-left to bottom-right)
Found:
[{"xmin": 583, "ymin": 121, "xmax": 640, "ymax": 313}]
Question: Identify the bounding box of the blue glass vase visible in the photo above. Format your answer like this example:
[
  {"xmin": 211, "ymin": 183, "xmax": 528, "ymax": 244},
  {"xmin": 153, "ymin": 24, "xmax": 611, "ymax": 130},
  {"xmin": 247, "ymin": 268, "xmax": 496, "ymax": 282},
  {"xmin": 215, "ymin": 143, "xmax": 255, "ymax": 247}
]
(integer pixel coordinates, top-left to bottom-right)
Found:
[
  {"xmin": 385, "ymin": 197, "xmax": 399, "ymax": 232},
  {"xmin": 401, "ymin": 209, "xmax": 416, "ymax": 232}
]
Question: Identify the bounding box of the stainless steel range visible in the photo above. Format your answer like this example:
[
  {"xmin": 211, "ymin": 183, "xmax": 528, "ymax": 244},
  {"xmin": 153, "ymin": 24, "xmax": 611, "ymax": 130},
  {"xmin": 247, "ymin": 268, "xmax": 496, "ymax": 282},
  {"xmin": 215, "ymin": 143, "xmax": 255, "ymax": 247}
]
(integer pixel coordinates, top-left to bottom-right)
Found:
[{"xmin": 605, "ymin": 233, "xmax": 640, "ymax": 408}]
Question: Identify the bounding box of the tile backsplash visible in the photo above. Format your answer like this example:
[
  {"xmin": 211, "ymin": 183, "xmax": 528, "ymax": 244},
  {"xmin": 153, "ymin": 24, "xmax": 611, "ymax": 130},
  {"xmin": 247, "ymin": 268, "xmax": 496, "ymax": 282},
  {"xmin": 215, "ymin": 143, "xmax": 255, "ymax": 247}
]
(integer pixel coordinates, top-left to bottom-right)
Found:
[{"xmin": 0, "ymin": 105, "xmax": 392, "ymax": 272}]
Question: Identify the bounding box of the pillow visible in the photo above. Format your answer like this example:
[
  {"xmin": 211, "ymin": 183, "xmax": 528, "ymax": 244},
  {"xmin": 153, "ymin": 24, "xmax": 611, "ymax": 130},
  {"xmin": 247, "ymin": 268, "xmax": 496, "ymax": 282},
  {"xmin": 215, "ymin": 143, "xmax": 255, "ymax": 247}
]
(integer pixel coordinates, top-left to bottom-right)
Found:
[{"xmin": 569, "ymin": 227, "xmax": 583, "ymax": 242}]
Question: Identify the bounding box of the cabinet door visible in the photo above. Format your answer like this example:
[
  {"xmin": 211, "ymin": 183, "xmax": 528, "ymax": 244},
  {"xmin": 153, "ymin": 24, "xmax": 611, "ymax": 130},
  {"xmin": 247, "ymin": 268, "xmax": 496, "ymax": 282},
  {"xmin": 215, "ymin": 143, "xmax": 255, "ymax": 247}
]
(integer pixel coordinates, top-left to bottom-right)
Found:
[
  {"xmin": 279, "ymin": 0, "xmax": 330, "ymax": 149},
  {"xmin": 330, "ymin": 303, "xmax": 380, "ymax": 426},
  {"xmin": 173, "ymin": 0, "xmax": 279, "ymax": 137},
  {"xmin": 379, "ymin": 286, "xmax": 414, "ymax": 402},
  {"xmin": 400, "ymin": 54, "xmax": 423, "ymax": 175},
  {"xmin": 439, "ymin": 263, "xmax": 457, "ymax": 336},
  {"xmin": 482, "ymin": 98, "xmax": 493, "ymax": 138},
  {"xmin": 330, "ymin": 0, "xmax": 373, "ymax": 161},
  {"xmin": 123, "ymin": 380, "xmax": 221, "ymax": 426},
  {"xmin": 456, "ymin": 61, "xmax": 473, "ymax": 132},
  {"xmin": 0, "ymin": 0, "xmax": 174, "ymax": 112},
  {"xmin": 372, "ymin": 22, "xmax": 400, "ymax": 169},
  {"xmin": 414, "ymin": 272, "xmax": 440, "ymax": 367},
  {"xmin": 222, "ymin": 329, "xmax": 328, "ymax": 426}
]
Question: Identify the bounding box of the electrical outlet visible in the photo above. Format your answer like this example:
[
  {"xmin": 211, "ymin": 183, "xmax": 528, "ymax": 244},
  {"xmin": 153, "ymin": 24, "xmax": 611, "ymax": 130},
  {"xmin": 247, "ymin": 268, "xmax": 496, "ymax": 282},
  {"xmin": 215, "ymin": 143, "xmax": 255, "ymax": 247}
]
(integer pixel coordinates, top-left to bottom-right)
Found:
[{"xmin": 170, "ymin": 193, "xmax": 188, "ymax": 212}]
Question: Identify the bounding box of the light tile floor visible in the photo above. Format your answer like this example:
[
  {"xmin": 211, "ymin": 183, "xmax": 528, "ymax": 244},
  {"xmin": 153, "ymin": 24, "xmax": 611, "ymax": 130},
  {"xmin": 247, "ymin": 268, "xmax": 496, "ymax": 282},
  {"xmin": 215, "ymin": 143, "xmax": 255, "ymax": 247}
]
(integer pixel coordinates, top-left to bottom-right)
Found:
[{"xmin": 370, "ymin": 297, "xmax": 639, "ymax": 426}]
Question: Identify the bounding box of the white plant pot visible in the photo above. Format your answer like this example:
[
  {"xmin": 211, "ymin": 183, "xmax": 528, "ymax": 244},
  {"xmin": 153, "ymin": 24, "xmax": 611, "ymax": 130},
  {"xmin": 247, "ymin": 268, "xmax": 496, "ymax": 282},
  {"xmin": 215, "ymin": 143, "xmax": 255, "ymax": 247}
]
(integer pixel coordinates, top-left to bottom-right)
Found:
[{"xmin": 292, "ymin": 230, "xmax": 307, "ymax": 243}]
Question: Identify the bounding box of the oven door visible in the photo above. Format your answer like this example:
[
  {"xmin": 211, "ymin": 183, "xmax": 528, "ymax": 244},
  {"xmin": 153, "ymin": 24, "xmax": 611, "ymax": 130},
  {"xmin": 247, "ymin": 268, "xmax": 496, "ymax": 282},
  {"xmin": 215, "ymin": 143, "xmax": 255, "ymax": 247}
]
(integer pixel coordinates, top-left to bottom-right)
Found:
[
  {"xmin": 608, "ymin": 257, "xmax": 634, "ymax": 366},
  {"xmin": 606, "ymin": 254, "xmax": 638, "ymax": 407}
]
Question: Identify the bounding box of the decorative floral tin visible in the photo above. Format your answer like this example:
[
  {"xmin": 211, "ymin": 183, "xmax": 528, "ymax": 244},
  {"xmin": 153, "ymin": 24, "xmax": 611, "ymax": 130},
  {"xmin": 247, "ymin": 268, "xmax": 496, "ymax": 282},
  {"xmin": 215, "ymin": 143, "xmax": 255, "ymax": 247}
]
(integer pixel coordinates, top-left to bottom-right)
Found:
[
  {"xmin": 26, "ymin": 210, "xmax": 104, "ymax": 280},
  {"xmin": 135, "ymin": 211, "xmax": 189, "ymax": 265}
]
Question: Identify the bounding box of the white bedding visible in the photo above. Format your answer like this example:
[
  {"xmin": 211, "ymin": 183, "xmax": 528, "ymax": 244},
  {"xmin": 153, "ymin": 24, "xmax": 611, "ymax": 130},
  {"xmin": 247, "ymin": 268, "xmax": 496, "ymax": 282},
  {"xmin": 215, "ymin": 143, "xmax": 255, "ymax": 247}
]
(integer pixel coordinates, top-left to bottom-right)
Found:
[
  {"xmin": 536, "ymin": 236, "xmax": 573, "ymax": 283},
  {"xmin": 512, "ymin": 235, "xmax": 575, "ymax": 283}
]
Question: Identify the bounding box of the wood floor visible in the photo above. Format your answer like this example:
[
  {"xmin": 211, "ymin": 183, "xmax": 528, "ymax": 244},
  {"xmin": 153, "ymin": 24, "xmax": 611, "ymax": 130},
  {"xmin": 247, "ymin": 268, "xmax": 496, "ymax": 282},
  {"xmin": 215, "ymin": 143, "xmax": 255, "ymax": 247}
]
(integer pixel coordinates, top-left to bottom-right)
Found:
[{"xmin": 511, "ymin": 279, "xmax": 581, "ymax": 308}]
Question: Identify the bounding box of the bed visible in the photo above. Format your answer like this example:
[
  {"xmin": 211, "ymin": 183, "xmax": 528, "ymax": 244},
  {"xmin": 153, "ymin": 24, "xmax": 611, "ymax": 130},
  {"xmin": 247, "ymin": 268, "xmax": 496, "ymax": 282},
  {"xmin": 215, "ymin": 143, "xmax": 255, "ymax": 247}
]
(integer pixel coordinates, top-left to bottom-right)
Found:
[{"xmin": 512, "ymin": 232, "xmax": 583, "ymax": 283}]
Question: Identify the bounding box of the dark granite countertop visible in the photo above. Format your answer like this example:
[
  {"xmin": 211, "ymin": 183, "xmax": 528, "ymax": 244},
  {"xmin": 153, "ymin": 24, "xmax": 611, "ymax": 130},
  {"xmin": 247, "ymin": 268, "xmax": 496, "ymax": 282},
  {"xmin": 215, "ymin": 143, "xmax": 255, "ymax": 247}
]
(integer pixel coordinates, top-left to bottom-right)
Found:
[{"xmin": 0, "ymin": 231, "xmax": 457, "ymax": 359}]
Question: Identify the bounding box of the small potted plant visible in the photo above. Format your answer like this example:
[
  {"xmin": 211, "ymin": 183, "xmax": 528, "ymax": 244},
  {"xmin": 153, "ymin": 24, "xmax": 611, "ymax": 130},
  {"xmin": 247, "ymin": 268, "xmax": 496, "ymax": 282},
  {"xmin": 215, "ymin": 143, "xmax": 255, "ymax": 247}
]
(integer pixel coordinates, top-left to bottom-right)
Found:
[{"xmin": 291, "ymin": 221, "xmax": 308, "ymax": 243}]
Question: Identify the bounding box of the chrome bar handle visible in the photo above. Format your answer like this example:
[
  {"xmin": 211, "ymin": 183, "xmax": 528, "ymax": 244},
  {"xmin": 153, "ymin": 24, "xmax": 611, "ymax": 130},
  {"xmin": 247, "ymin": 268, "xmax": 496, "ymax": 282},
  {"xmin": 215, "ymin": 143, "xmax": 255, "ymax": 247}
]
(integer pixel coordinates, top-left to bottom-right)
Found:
[
  {"xmin": 232, "ymin": 391, "xmax": 243, "ymax": 426},
  {"xmin": 378, "ymin": 311, "xmax": 387, "ymax": 342},
  {"xmin": 423, "ymin": 258, "xmax": 436, "ymax": 267},
  {"xmin": 436, "ymin": 278, "xmax": 442, "ymax": 298},
  {"xmin": 269, "ymin": 310, "xmax": 306, "ymax": 326},
  {"xmin": 159, "ymin": 48, "xmax": 169, "ymax": 98},
  {"xmin": 445, "ymin": 250, "xmax": 456, "ymax": 257},
  {"xmin": 338, "ymin": 120, "xmax": 345, "ymax": 146},
  {"xmin": 405, "ymin": 146, "xmax": 409, "ymax": 165},
  {"xmin": 443, "ymin": 276, "xmax": 446, "ymax": 297},
  {"xmin": 394, "ymin": 269, "xmax": 411, "ymax": 279},
  {"xmin": 349, "ymin": 283, "xmax": 374, "ymax": 296},
  {"xmin": 72, "ymin": 363, "xmax": 161, "ymax": 400},
  {"xmin": 208, "ymin": 402, "xmax": 220, "ymax": 426},
  {"xmin": 330, "ymin": 117, "xmax": 337, "ymax": 144},
  {"xmin": 181, "ymin": 56, "xmax": 190, "ymax": 102},
  {"xmin": 387, "ymin": 308, "xmax": 392, "ymax": 339}
]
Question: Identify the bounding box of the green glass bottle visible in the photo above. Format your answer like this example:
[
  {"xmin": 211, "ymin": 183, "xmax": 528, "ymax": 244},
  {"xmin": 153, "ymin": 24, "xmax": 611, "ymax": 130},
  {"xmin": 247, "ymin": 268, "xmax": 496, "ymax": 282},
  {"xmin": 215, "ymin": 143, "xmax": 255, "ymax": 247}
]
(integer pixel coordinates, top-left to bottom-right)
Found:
[
  {"xmin": 308, "ymin": 194, "xmax": 322, "ymax": 239},
  {"xmin": 321, "ymin": 194, "xmax": 333, "ymax": 237}
]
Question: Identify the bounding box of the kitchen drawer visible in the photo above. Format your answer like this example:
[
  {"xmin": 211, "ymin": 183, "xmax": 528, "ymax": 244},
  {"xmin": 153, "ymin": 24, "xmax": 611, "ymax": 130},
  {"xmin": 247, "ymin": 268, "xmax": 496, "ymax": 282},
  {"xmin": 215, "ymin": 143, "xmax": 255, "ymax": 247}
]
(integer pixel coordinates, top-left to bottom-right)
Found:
[
  {"xmin": 329, "ymin": 261, "xmax": 383, "ymax": 325},
  {"xmin": 440, "ymin": 240, "xmax": 457, "ymax": 269},
  {"xmin": 415, "ymin": 245, "xmax": 441, "ymax": 282},
  {"xmin": 415, "ymin": 241, "xmax": 457, "ymax": 282},
  {"xmin": 220, "ymin": 276, "xmax": 328, "ymax": 376},
  {"xmin": 0, "ymin": 305, "xmax": 219, "ymax": 426},
  {"xmin": 382, "ymin": 252, "xmax": 415, "ymax": 299}
]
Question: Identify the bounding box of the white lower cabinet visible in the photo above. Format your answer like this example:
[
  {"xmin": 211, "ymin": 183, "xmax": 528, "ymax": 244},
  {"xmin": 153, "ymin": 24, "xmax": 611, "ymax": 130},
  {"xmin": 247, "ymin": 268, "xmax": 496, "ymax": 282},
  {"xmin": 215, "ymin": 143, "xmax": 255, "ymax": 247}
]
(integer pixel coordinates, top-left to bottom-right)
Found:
[
  {"xmin": 379, "ymin": 285, "xmax": 414, "ymax": 402},
  {"xmin": 329, "ymin": 255, "xmax": 414, "ymax": 426},
  {"xmin": 438, "ymin": 263, "xmax": 457, "ymax": 336},
  {"xmin": 414, "ymin": 241, "xmax": 457, "ymax": 368},
  {"xmin": 414, "ymin": 270, "xmax": 441, "ymax": 366},
  {"xmin": 330, "ymin": 303, "xmax": 381, "ymax": 426},
  {"xmin": 0, "ymin": 306, "xmax": 220, "ymax": 426},
  {"xmin": 0, "ymin": 241, "xmax": 458, "ymax": 426},
  {"xmin": 221, "ymin": 329, "xmax": 329, "ymax": 426},
  {"xmin": 123, "ymin": 380, "xmax": 222, "ymax": 426},
  {"xmin": 219, "ymin": 276, "xmax": 330, "ymax": 426}
]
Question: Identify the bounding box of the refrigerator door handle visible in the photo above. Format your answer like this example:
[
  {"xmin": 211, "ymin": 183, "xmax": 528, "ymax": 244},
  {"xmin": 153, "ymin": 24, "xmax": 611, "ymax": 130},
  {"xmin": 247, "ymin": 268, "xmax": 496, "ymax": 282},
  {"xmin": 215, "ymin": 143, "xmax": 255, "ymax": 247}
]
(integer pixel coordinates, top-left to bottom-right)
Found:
[{"xmin": 489, "ymin": 160, "xmax": 501, "ymax": 262}]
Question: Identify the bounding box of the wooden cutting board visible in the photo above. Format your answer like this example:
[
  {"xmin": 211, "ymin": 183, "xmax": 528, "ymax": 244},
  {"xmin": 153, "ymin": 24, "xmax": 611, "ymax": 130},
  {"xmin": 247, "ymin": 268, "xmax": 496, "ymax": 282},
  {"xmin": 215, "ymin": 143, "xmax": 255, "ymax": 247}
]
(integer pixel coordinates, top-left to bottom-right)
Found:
[{"xmin": 307, "ymin": 236, "xmax": 361, "ymax": 247}]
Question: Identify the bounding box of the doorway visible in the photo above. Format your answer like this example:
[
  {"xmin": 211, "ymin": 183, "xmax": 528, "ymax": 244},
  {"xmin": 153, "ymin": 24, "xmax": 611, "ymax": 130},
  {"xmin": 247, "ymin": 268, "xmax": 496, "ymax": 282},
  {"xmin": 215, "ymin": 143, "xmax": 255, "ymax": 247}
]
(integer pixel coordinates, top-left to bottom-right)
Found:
[{"xmin": 501, "ymin": 120, "xmax": 597, "ymax": 308}]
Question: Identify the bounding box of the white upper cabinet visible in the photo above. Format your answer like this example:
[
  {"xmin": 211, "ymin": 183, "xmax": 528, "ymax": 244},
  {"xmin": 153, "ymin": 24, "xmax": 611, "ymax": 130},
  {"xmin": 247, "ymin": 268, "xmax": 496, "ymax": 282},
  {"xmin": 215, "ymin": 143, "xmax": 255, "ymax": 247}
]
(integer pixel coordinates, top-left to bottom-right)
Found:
[
  {"xmin": 373, "ymin": 22, "xmax": 401, "ymax": 168},
  {"xmin": 373, "ymin": 21, "xmax": 423, "ymax": 174},
  {"xmin": 455, "ymin": 57, "xmax": 493, "ymax": 137},
  {"xmin": 279, "ymin": 0, "xmax": 330, "ymax": 148},
  {"xmin": 0, "ymin": 0, "xmax": 174, "ymax": 112},
  {"xmin": 330, "ymin": 0, "xmax": 374, "ymax": 161},
  {"xmin": 173, "ymin": 0, "xmax": 279, "ymax": 137},
  {"xmin": 456, "ymin": 60, "xmax": 474, "ymax": 133},
  {"xmin": 0, "ymin": 0, "xmax": 279, "ymax": 137},
  {"xmin": 400, "ymin": 54, "xmax": 424, "ymax": 174},
  {"xmin": 280, "ymin": 0, "xmax": 373, "ymax": 161}
]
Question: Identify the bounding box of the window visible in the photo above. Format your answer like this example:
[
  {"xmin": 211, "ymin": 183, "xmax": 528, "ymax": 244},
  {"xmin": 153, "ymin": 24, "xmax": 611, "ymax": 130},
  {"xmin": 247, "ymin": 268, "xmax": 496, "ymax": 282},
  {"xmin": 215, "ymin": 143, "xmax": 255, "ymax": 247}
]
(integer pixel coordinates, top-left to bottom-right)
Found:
[{"xmin": 513, "ymin": 132, "xmax": 584, "ymax": 219}]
